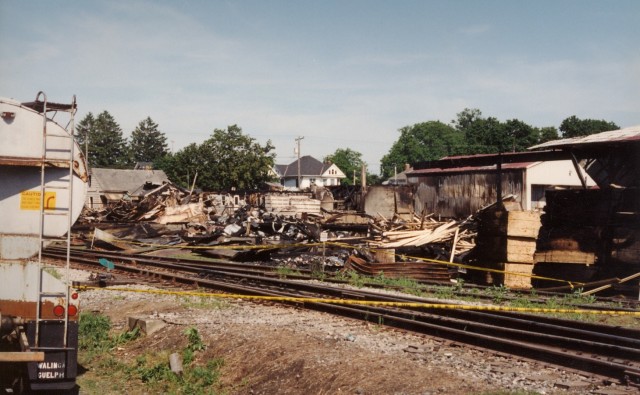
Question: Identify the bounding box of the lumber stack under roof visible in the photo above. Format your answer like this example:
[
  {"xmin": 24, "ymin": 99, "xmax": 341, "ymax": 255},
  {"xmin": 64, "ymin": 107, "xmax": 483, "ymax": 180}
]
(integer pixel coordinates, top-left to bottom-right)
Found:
[
  {"xmin": 532, "ymin": 188, "xmax": 640, "ymax": 286},
  {"xmin": 475, "ymin": 204, "xmax": 541, "ymax": 289}
]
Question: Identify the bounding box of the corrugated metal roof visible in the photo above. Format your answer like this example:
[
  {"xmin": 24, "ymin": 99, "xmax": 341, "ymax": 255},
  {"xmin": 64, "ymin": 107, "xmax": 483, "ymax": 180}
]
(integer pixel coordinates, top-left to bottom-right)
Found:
[
  {"xmin": 529, "ymin": 125, "xmax": 640, "ymax": 150},
  {"xmin": 408, "ymin": 161, "xmax": 537, "ymax": 175}
]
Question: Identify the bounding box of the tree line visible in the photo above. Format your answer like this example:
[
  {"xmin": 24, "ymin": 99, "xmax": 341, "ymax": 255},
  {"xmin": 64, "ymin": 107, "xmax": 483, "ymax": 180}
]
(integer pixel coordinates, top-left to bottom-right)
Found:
[
  {"xmin": 75, "ymin": 109, "xmax": 618, "ymax": 189},
  {"xmin": 379, "ymin": 110, "xmax": 618, "ymax": 179},
  {"xmin": 75, "ymin": 112, "xmax": 276, "ymax": 191}
]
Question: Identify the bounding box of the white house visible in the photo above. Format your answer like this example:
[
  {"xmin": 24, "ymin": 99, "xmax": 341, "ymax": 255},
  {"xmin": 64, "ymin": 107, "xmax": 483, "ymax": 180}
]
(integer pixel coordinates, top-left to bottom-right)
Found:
[{"xmin": 275, "ymin": 155, "xmax": 346, "ymax": 189}]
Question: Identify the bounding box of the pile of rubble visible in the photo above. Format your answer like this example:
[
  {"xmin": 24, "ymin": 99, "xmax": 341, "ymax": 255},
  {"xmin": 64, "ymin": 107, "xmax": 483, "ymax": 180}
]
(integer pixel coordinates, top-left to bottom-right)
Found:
[{"xmin": 77, "ymin": 182, "xmax": 476, "ymax": 281}]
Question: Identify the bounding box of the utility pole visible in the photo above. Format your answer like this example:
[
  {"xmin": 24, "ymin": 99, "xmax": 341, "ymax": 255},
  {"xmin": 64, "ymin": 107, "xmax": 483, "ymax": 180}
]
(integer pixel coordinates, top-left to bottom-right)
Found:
[{"xmin": 295, "ymin": 136, "xmax": 304, "ymax": 188}]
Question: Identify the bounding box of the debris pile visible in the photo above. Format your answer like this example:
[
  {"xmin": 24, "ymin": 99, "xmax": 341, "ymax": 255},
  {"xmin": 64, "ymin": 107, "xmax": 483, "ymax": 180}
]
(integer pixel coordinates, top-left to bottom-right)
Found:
[{"xmin": 76, "ymin": 182, "xmax": 479, "ymax": 283}]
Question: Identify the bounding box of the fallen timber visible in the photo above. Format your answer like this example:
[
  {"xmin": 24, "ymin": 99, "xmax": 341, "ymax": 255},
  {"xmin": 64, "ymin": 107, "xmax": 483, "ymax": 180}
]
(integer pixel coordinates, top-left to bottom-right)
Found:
[{"xmin": 45, "ymin": 248, "xmax": 640, "ymax": 387}]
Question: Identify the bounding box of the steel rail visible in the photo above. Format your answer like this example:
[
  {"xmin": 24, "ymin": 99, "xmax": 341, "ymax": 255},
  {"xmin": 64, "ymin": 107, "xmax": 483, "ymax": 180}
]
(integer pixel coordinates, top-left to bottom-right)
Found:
[
  {"xmin": 46, "ymin": 246, "xmax": 640, "ymax": 309},
  {"xmin": 44, "ymin": 248, "xmax": 640, "ymax": 338},
  {"xmin": 44, "ymin": 249, "xmax": 640, "ymax": 385}
]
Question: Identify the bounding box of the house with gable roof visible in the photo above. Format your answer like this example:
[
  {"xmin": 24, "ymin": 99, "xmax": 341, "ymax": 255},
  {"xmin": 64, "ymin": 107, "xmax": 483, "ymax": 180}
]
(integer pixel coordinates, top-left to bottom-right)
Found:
[
  {"xmin": 86, "ymin": 167, "xmax": 170, "ymax": 209},
  {"xmin": 274, "ymin": 155, "xmax": 346, "ymax": 188}
]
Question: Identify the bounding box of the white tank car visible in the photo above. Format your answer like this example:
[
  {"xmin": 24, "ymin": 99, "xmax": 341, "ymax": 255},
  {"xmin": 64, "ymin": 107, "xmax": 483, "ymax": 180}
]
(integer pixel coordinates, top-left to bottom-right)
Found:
[
  {"xmin": 0, "ymin": 96, "xmax": 88, "ymax": 259},
  {"xmin": 0, "ymin": 93, "xmax": 87, "ymax": 392}
]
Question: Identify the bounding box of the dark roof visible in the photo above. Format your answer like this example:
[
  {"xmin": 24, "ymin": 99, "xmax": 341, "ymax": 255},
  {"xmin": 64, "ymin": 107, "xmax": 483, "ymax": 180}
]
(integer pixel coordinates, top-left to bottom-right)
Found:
[
  {"xmin": 91, "ymin": 168, "xmax": 169, "ymax": 195},
  {"xmin": 274, "ymin": 164, "xmax": 288, "ymax": 176},
  {"xmin": 279, "ymin": 156, "xmax": 332, "ymax": 177}
]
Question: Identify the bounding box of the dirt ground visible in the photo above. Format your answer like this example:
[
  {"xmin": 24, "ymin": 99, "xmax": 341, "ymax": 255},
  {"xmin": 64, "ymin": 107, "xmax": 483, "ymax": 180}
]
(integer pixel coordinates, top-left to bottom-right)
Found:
[{"xmin": 76, "ymin": 276, "xmax": 636, "ymax": 395}]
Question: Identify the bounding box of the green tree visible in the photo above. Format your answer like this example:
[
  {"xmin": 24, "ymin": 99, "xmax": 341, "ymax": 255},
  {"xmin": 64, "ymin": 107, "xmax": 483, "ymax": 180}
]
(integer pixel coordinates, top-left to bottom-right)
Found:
[
  {"xmin": 380, "ymin": 121, "xmax": 464, "ymax": 178},
  {"xmin": 157, "ymin": 125, "xmax": 276, "ymax": 191},
  {"xmin": 452, "ymin": 108, "xmax": 483, "ymax": 132},
  {"xmin": 503, "ymin": 119, "xmax": 540, "ymax": 152},
  {"xmin": 75, "ymin": 112, "xmax": 94, "ymax": 159},
  {"xmin": 324, "ymin": 148, "xmax": 366, "ymax": 186},
  {"xmin": 129, "ymin": 117, "xmax": 169, "ymax": 164},
  {"xmin": 559, "ymin": 116, "xmax": 619, "ymax": 138},
  {"xmin": 538, "ymin": 126, "xmax": 559, "ymax": 143},
  {"xmin": 462, "ymin": 116, "xmax": 507, "ymax": 153},
  {"xmin": 155, "ymin": 144, "xmax": 201, "ymax": 188},
  {"xmin": 454, "ymin": 109, "xmax": 541, "ymax": 153},
  {"xmin": 76, "ymin": 111, "xmax": 128, "ymax": 168}
]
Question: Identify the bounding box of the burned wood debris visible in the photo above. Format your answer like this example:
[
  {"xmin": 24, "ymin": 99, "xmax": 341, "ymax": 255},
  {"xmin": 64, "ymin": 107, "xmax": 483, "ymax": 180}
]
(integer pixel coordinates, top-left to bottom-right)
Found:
[{"xmin": 75, "ymin": 182, "xmax": 478, "ymax": 283}]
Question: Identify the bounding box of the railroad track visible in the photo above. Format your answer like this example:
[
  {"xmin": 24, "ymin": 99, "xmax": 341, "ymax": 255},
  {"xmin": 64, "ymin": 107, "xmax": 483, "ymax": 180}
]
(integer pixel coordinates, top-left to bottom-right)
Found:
[
  {"xmin": 44, "ymin": 247, "xmax": 640, "ymax": 387},
  {"xmin": 45, "ymin": 246, "xmax": 640, "ymax": 310}
]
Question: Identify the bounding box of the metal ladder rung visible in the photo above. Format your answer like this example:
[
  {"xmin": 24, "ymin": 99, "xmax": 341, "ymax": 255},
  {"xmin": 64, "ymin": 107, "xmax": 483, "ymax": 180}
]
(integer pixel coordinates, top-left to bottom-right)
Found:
[
  {"xmin": 41, "ymin": 235, "xmax": 69, "ymax": 241},
  {"xmin": 39, "ymin": 292, "xmax": 67, "ymax": 298},
  {"xmin": 31, "ymin": 346, "xmax": 76, "ymax": 351},
  {"xmin": 35, "ymin": 91, "xmax": 76, "ymax": 350},
  {"xmin": 42, "ymin": 211, "xmax": 70, "ymax": 216},
  {"xmin": 43, "ymin": 159, "xmax": 73, "ymax": 166}
]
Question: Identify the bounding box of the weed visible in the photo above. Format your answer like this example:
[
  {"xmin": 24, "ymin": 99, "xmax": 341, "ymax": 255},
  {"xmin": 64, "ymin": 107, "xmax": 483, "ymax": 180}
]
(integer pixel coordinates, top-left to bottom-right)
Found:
[
  {"xmin": 311, "ymin": 269, "xmax": 326, "ymax": 281},
  {"xmin": 453, "ymin": 278, "xmax": 465, "ymax": 292},
  {"xmin": 276, "ymin": 266, "xmax": 302, "ymax": 278},
  {"xmin": 181, "ymin": 295, "xmax": 229, "ymax": 310},
  {"xmin": 78, "ymin": 312, "xmax": 111, "ymax": 352},
  {"xmin": 486, "ymin": 285, "xmax": 509, "ymax": 304},
  {"xmin": 185, "ymin": 327, "xmax": 206, "ymax": 352},
  {"xmin": 78, "ymin": 312, "xmax": 140, "ymax": 363},
  {"xmin": 79, "ymin": 319, "xmax": 224, "ymax": 394},
  {"xmin": 566, "ymin": 288, "xmax": 597, "ymax": 305},
  {"xmin": 432, "ymin": 285, "xmax": 456, "ymax": 300},
  {"xmin": 347, "ymin": 271, "xmax": 366, "ymax": 288}
]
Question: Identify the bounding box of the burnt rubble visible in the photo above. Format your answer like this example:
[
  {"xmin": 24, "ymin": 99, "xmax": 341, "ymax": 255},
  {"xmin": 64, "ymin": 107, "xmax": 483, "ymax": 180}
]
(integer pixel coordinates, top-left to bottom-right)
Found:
[{"xmin": 76, "ymin": 181, "xmax": 476, "ymax": 281}]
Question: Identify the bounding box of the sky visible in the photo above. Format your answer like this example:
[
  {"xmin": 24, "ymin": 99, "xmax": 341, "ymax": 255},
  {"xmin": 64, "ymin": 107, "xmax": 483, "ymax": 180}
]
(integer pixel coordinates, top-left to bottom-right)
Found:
[{"xmin": 1, "ymin": 1, "xmax": 638, "ymax": 175}]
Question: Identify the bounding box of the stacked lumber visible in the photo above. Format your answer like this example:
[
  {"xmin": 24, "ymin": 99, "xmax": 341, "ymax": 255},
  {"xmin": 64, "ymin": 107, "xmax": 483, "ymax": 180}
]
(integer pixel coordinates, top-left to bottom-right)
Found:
[
  {"xmin": 378, "ymin": 221, "xmax": 458, "ymax": 248},
  {"xmin": 534, "ymin": 189, "xmax": 604, "ymax": 268},
  {"xmin": 365, "ymin": 214, "xmax": 476, "ymax": 270},
  {"xmin": 264, "ymin": 194, "xmax": 321, "ymax": 217},
  {"xmin": 369, "ymin": 214, "xmax": 475, "ymax": 254},
  {"xmin": 533, "ymin": 188, "xmax": 640, "ymax": 286},
  {"xmin": 475, "ymin": 205, "xmax": 541, "ymax": 288}
]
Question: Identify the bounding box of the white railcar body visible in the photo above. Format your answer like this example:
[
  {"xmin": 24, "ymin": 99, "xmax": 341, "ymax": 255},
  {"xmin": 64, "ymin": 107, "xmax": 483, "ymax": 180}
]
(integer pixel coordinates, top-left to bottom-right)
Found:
[{"xmin": 0, "ymin": 96, "xmax": 88, "ymax": 260}]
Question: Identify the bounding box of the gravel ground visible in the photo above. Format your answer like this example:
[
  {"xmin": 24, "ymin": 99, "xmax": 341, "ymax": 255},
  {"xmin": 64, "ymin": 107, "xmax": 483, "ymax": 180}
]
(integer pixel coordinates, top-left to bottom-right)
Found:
[{"xmin": 71, "ymin": 268, "xmax": 636, "ymax": 395}]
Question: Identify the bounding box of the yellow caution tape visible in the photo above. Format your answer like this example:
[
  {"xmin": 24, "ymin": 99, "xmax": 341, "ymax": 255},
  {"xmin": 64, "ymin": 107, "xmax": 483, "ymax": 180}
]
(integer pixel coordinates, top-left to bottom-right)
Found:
[
  {"xmin": 76, "ymin": 285, "xmax": 640, "ymax": 316},
  {"xmin": 90, "ymin": 236, "xmax": 582, "ymax": 288}
]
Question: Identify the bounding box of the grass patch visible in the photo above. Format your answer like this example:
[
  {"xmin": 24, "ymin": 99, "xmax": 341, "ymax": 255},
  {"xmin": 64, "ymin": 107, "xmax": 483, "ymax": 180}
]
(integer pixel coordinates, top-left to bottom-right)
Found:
[
  {"xmin": 180, "ymin": 294, "xmax": 230, "ymax": 310},
  {"xmin": 275, "ymin": 266, "xmax": 302, "ymax": 279},
  {"xmin": 78, "ymin": 314, "xmax": 224, "ymax": 394}
]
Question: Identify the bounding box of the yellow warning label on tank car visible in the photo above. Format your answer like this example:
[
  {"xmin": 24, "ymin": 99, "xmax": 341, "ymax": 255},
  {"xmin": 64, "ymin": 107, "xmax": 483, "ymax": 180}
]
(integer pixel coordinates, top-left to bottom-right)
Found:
[{"xmin": 20, "ymin": 191, "xmax": 56, "ymax": 210}]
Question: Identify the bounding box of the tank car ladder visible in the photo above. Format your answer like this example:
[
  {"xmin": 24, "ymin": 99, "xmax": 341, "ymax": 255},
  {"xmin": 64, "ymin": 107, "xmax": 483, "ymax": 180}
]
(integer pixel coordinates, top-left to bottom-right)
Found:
[{"xmin": 33, "ymin": 91, "xmax": 77, "ymax": 350}]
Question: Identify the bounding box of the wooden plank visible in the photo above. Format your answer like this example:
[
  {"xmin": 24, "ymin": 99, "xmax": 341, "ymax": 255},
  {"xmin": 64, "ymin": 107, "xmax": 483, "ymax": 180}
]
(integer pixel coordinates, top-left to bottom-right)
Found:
[
  {"xmin": 503, "ymin": 262, "xmax": 533, "ymax": 289},
  {"xmin": 534, "ymin": 250, "xmax": 596, "ymax": 265},
  {"xmin": 506, "ymin": 237, "xmax": 537, "ymax": 263},
  {"xmin": 507, "ymin": 211, "xmax": 541, "ymax": 238},
  {"xmin": 0, "ymin": 351, "xmax": 45, "ymax": 362},
  {"xmin": 374, "ymin": 248, "xmax": 395, "ymax": 263}
]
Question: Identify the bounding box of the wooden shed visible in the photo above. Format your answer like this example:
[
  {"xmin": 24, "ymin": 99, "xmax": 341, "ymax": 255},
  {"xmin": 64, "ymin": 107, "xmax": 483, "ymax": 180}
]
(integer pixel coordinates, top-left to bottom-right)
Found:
[{"xmin": 408, "ymin": 152, "xmax": 592, "ymax": 219}]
